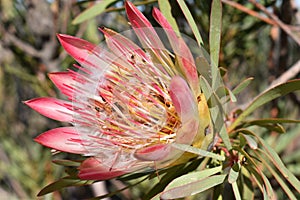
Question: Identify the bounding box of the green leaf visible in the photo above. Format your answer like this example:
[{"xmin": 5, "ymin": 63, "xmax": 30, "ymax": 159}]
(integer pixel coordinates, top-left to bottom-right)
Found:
[
  {"xmin": 232, "ymin": 77, "xmax": 254, "ymax": 95},
  {"xmin": 160, "ymin": 174, "xmax": 226, "ymax": 199},
  {"xmin": 172, "ymin": 143, "xmax": 225, "ymax": 161},
  {"xmin": 118, "ymin": 170, "xmax": 152, "ymax": 182},
  {"xmin": 158, "ymin": 0, "xmax": 180, "ymax": 34},
  {"xmin": 176, "ymin": 0, "xmax": 203, "ymax": 45},
  {"xmin": 72, "ymin": 0, "xmax": 116, "ymax": 25},
  {"xmin": 240, "ymin": 118, "xmax": 300, "ymax": 132},
  {"xmin": 241, "ymin": 134, "xmax": 258, "ymax": 149},
  {"xmin": 215, "ymin": 86, "xmax": 237, "ymax": 102},
  {"xmin": 164, "ymin": 166, "xmax": 222, "ymax": 190},
  {"xmin": 209, "ymin": 0, "xmax": 222, "ymax": 68},
  {"xmin": 200, "ymin": 76, "xmax": 232, "ymax": 150},
  {"xmin": 263, "ymin": 186, "xmax": 269, "ymax": 200},
  {"xmin": 253, "ymin": 134, "xmax": 300, "ymax": 193},
  {"xmin": 196, "ymin": 56, "xmax": 212, "ymax": 85},
  {"xmin": 232, "ymin": 181, "xmax": 242, "ymax": 200},
  {"xmin": 38, "ymin": 177, "xmax": 93, "ymax": 196},
  {"xmin": 143, "ymin": 160, "xmax": 201, "ymax": 199},
  {"xmin": 241, "ymin": 168, "xmax": 255, "ymax": 200},
  {"xmin": 228, "ymin": 163, "xmax": 240, "ymax": 184},
  {"xmin": 229, "ymin": 79, "xmax": 300, "ymax": 132},
  {"xmin": 249, "ymin": 118, "xmax": 300, "ymax": 124},
  {"xmin": 261, "ymin": 173, "xmax": 275, "ymax": 200},
  {"xmin": 255, "ymin": 152, "xmax": 298, "ymax": 200}
]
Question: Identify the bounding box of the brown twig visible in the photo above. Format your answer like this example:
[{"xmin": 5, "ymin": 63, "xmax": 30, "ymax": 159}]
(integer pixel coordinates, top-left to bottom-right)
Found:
[
  {"xmin": 221, "ymin": 0, "xmax": 276, "ymax": 25},
  {"xmin": 248, "ymin": 0, "xmax": 300, "ymax": 46},
  {"xmin": 268, "ymin": 59, "xmax": 300, "ymax": 89},
  {"xmin": 222, "ymin": 0, "xmax": 300, "ymax": 46}
]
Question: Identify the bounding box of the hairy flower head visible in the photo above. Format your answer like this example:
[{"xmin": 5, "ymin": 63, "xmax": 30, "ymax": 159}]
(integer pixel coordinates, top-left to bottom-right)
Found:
[{"xmin": 25, "ymin": 1, "xmax": 214, "ymax": 180}]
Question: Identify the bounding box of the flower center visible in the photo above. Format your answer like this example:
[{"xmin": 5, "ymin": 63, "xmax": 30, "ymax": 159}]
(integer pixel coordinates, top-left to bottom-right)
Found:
[{"xmin": 74, "ymin": 52, "xmax": 181, "ymax": 156}]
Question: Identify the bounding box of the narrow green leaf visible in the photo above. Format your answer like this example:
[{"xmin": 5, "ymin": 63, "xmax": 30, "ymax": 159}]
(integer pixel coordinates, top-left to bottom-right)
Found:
[
  {"xmin": 240, "ymin": 119, "xmax": 300, "ymax": 133},
  {"xmin": 232, "ymin": 77, "xmax": 254, "ymax": 95},
  {"xmin": 226, "ymin": 87, "xmax": 237, "ymax": 102},
  {"xmin": 118, "ymin": 171, "xmax": 150, "ymax": 182},
  {"xmin": 242, "ymin": 118, "xmax": 300, "ymax": 128},
  {"xmin": 245, "ymin": 165, "xmax": 264, "ymax": 193},
  {"xmin": 261, "ymin": 173, "xmax": 275, "ymax": 200},
  {"xmin": 232, "ymin": 181, "xmax": 242, "ymax": 200},
  {"xmin": 209, "ymin": 0, "xmax": 222, "ymax": 68},
  {"xmin": 241, "ymin": 168, "xmax": 255, "ymax": 200},
  {"xmin": 160, "ymin": 174, "xmax": 227, "ymax": 199},
  {"xmin": 258, "ymin": 139, "xmax": 300, "ymax": 193},
  {"xmin": 241, "ymin": 134, "xmax": 258, "ymax": 149},
  {"xmin": 228, "ymin": 163, "xmax": 240, "ymax": 184},
  {"xmin": 200, "ymin": 76, "xmax": 232, "ymax": 150},
  {"xmin": 72, "ymin": 0, "xmax": 116, "ymax": 24},
  {"xmin": 143, "ymin": 160, "xmax": 201, "ymax": 199},
  {"xmin": 164, "ymin": 166, "xmax": 223, "ymax": 191},
  {"xmin": 196, "ymin": 56, "xmax": 212, "ymax": 85},
  {"xmin": 176, "ymin": 0, "xmax": 203, "ymax": 45},
  {"xmin": 255, "ymin": 152, "xmax": 298, "ymax": 200},
  {"xmin": 215, "ymin": 86, "xmax": 237, "ymax": 102},
  {"xmin": 263, "ymin": 186, "xmax": 269, "ymax": 200},
  {"xmin": 229, "ymin": 79, "xmax": 300, "ymax": 132},
  {"xmin": 172, "ymin": 143, "xmax": 225, "ymax": 161},
  {"xmin": 158, "ymin": 0, "xmax": 180, "ymax": 34},
  {"xmin": 38, "ymin": 177, "xmax": 92, "ymax": 196}
]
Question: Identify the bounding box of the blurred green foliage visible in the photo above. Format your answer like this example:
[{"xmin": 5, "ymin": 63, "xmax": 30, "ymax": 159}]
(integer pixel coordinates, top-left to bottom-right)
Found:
[{"xmin": 0, "ymin": 0, "xmax": 299, "ymax": 199}]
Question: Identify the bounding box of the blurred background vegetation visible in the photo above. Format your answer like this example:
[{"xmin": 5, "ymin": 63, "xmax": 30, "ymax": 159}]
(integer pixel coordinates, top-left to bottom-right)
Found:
[{"xmin": 0, "ymin": 0, "xmax": 299, "ymax": 199}]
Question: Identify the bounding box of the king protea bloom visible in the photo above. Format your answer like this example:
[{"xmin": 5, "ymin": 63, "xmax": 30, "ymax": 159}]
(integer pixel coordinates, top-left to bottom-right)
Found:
[{"xmin": 25, "ymin": 1, "xmax": 213, "ymax": 180}]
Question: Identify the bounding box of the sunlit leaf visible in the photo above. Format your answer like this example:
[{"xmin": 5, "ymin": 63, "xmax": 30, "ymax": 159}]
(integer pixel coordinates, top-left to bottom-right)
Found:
[
  {"xmin": 164, "ymin": 166, "xmax": 222, "ymax": 190},
  {"xmin": 241, "ymin": 134, "xmax": 258, "ymax": 149},
  {"xmin": 72, "ymin": 0, "xmax": 116, "ymax": 24},
  {"xmin": 209, "ymin": 0, "xmax": 222, "ymax": 68},
  {"xmin": 172, "ymin": 143, "xmax": 225, "ymax": 161},
  {"xmin": 232, "ymin": 181, "xmax": 242, "ymax": 200},
  {"xmin": 228, "ymin": 163, "xmax": 240, "ymax": 184},
  {"xmin": 160, "ymin": 174, "xmax": 227, "ymax": 199},
  {"xmin": 144, "ymin": 160, "xmax": 201, "ymax": 199}
]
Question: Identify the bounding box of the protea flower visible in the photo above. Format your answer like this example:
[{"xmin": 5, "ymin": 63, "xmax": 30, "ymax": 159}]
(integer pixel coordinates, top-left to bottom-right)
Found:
[{"xmin": 25, "ymin": 1, "xmax": 213, "ymax": 180}]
